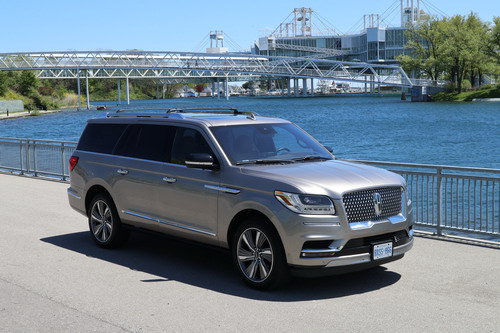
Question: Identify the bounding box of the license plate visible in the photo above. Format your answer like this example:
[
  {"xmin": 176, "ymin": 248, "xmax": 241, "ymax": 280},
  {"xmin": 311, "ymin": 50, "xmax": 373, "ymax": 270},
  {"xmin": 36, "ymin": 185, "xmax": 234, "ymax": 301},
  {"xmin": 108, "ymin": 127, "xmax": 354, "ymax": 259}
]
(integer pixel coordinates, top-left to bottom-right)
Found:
[{"xmin": 372, "ymin": 242, "xmax": 393, "ymax": 260}]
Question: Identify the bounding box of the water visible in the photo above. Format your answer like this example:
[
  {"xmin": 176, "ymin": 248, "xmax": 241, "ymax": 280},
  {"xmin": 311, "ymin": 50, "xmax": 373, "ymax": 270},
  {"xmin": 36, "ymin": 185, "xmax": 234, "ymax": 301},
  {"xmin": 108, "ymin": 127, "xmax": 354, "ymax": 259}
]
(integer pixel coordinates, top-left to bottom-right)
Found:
[{"xmin": 0, "ymin": 95, "xmax": 499, "ymax": 169}]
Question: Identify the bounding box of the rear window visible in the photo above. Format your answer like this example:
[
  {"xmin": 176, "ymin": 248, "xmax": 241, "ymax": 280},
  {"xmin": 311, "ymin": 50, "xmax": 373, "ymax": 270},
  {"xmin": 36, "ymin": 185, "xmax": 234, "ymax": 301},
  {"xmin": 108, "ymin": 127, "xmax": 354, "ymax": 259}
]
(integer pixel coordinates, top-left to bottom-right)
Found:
[{"xmin": 77, "ymin": 123, "xmax": 127, "ymax": 154}]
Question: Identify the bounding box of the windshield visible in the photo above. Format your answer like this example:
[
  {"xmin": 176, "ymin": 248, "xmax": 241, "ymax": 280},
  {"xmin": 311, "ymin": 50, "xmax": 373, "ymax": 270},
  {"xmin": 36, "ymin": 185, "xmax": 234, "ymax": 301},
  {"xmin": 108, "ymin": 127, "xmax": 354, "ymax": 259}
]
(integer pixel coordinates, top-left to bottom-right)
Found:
[{"xmin": 210, "ymin": 123, "xmax": 333, "ymax": 165}]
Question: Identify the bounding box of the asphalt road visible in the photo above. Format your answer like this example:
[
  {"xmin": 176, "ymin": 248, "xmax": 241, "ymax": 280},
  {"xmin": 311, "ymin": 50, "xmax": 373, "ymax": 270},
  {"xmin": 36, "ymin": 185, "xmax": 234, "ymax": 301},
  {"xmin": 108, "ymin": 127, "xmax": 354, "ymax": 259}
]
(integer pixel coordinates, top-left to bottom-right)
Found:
[{"xmin": 0, "ymin": 173, "xmax": 499, "ymax": 332}]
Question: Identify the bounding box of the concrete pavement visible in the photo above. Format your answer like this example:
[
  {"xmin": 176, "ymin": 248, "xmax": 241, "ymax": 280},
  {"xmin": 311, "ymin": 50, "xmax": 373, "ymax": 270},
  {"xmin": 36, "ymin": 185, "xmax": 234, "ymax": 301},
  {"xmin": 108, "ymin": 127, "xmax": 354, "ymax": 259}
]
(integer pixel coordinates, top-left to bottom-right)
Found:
[{"xmin": 0, "ymin": 173, "xmax": 499, "ymax": 332}]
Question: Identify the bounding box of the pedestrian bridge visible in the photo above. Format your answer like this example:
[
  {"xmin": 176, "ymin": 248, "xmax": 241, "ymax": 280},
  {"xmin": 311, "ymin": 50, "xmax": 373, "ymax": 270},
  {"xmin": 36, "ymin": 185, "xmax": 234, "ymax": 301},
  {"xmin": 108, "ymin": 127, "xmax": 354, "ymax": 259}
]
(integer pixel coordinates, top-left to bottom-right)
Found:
[{"xmin": 0, "ymin": 51, "xmax": 414, "ymax": 87}]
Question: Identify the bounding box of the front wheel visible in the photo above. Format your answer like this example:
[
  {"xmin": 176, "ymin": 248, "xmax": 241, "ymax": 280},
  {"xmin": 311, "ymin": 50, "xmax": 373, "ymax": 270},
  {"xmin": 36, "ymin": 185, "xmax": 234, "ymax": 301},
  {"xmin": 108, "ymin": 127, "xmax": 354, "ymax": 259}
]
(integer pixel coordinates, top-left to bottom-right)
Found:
[
  {"xmin": 88, "ymin": 193, "xmax": 129, "ymax": 248},
  {"xmin": 232, "ymin": 218, "xmax": 289, "ymax": 290}
]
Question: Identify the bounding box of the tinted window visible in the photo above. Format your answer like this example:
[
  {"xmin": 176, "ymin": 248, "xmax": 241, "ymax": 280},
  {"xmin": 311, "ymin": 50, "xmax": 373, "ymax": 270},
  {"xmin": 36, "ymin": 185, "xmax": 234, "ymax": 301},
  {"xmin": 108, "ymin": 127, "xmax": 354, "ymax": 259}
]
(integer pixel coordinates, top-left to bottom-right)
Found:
[
  {"xmin": 77, "ymin": 123, "xmax": 127, "ymax": 154},
  {"xmin": 171, "ymin": 127, "xmax": 216, "ymax": 165},
  {"xmin": 114, "ymin": 124, "xmax": 175, "ymax": 162}
]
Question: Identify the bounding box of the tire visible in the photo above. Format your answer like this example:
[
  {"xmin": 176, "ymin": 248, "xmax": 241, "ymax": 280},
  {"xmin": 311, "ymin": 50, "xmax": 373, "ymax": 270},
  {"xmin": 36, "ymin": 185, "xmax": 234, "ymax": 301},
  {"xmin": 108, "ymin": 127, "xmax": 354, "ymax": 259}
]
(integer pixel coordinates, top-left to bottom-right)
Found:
[
  {"xmin": 88, "ymin": 193, "xmax": 129, "ymax": 248},
  {"xmin": 231, "ymin": 217, "xmax": 289, "ymax": 290}
]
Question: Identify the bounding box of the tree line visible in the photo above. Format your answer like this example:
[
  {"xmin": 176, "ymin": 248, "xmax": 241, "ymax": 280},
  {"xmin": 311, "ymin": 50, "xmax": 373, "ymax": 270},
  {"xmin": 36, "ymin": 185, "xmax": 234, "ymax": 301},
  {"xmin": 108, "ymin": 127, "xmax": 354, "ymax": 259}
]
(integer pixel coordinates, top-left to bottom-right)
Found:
[{"xmin": 398, "ymin": 14, "xmax": 500, "ymax": 92}]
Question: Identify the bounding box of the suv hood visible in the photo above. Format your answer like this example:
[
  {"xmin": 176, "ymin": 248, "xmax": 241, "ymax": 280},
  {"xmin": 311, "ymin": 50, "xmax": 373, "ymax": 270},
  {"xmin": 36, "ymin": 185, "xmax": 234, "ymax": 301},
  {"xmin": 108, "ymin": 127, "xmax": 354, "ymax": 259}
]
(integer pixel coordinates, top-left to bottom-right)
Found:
[{"xmin": 239, "ymin": 159, "xmax": 404, "ymax": 198}]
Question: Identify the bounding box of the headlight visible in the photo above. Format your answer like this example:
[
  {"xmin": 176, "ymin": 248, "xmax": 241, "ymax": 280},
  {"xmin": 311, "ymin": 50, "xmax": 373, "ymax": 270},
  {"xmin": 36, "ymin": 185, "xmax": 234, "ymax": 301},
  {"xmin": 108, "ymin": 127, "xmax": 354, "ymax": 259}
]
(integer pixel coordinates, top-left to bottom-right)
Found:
[{"xmin": 274, "ymin": 191, "xmax": 335, "ymax": 215}]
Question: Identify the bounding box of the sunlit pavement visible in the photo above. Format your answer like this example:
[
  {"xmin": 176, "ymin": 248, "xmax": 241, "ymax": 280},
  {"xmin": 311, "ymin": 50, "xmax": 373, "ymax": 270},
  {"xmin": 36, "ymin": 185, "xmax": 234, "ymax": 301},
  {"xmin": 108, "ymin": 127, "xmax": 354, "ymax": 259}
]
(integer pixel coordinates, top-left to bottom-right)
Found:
[{"xmin": 1, "ymin": 173, "xmax": 499, "ymax": 332}]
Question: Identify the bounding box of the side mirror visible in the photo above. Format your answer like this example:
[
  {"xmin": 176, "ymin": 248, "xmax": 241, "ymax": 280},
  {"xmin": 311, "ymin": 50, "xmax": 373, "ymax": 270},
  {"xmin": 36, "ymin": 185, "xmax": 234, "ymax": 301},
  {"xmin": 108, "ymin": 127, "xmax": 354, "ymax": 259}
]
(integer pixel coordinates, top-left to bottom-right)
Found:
[
  {"xmin": 185, "ymin": 153, "xmax": 218, "ymax": 170},
  {"xmin": 323, "ymin": 145, "xmax": 334, "ymax": 153}
]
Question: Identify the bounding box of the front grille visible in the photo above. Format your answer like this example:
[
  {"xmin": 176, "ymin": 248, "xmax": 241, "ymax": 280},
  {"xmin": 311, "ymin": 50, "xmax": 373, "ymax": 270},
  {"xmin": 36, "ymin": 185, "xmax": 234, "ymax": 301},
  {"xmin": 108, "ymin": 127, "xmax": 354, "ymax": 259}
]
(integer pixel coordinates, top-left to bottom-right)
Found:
[{"xmin": 342, "ymin": 187, "xmax": 402, "ymax": 223}]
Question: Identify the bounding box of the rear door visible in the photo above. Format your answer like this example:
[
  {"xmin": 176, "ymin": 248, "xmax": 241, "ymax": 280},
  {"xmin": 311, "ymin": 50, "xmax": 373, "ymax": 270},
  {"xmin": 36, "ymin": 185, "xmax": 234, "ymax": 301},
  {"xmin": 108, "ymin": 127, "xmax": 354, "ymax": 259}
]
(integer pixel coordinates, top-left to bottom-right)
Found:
[{"xmin": 112, "ymin": 123, "xmax": 176, "ymax": 230}]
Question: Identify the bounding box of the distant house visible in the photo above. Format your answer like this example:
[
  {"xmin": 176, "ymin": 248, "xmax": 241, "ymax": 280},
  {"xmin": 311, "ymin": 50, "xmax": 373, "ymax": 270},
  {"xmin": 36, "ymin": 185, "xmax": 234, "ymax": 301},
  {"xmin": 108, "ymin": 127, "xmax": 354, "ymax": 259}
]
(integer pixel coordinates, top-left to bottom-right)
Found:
[{"xmin": 200, "ymin": 87, "xmax": 213, "ymax": 97}]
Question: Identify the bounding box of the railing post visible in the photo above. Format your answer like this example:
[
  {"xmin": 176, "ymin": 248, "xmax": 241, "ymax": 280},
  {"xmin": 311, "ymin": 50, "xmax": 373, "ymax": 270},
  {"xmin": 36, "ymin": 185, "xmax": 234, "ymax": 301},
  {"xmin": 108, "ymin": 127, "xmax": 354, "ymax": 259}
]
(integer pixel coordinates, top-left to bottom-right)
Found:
[
  {"xmin": 61, "ymin": 142, "xmax": 66, "ymax": 181},
  {"xmin": 33, "ymin": 140, "xmax": 38, "ymax": 177},
  {"xmin": 436, "ymin": 168, "xmax": 443, "ymax": 236},
  {"xmin": 25, "ymin": 139, "xmax": 30, "ymax": 175},
  {"xmin": 19, "ymin": 139, "xmax": 24, "ymax": 175}
]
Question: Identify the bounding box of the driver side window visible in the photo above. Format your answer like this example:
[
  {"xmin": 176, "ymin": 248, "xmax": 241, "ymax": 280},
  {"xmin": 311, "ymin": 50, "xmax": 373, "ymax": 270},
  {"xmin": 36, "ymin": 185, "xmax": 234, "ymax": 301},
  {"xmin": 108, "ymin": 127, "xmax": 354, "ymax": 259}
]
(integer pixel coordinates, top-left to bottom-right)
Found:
[{"xmin": 170, "ymin": 127, "xmax": 217, "ymax": 165}]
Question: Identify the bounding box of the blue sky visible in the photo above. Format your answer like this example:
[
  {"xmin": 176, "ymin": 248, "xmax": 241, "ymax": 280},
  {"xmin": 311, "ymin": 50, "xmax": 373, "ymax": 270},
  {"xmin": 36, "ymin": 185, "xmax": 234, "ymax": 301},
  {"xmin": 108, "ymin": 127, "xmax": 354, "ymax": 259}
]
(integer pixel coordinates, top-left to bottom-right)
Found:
[{"xmin": 1, "ymin": 0, "xmax": 497, "ymax": 53}]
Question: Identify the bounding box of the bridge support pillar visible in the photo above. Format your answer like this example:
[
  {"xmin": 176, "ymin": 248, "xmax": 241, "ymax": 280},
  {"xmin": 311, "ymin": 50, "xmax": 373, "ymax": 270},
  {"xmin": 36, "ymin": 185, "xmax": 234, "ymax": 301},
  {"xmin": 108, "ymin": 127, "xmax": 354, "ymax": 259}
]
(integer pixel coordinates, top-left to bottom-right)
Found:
[
  {"xmin": 85, "ymin": 71, "xmax": 90, "ymax": 110},
  {"xmin": 225, "ymin": 78, "xmax": 229, "ymax": 100},
  {"xmin": 212, "ymin": 81, "xmax": 216, "ymax": 98},
  {"xmin": 77, "ymin": 70, "xmax": 81, "ymax": 111},
  {"xmin": 217, "ymin": 79, "xmax": 220, "ymax": 100},
  {"xmin": 310, "ymin": 78, "xmax": 314, "ymax": 97},
  {"xmin": 287, "ymin": 78, "xmax": 291, "ymax": 96},
  {"xmin": 117, "ymin": 80, "xmax": 121, "ymax": 104},
  {"xmin": 302, "ymin": 78, "xmax": 307, "ymax": 96},
  {"xmin": 126, "ymin": 77, "xmax": 130, "ymax": 105},
  {"xmin": 294, "ymin": 79, "xmax": 298, "ymax": 97}
]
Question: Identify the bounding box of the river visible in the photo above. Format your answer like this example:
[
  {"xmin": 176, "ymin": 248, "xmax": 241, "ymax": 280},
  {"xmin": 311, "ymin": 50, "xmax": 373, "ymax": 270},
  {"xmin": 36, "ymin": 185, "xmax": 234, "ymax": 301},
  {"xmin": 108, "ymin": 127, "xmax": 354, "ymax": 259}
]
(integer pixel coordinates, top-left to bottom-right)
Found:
[{"xmin": 0, "ymin": 95, "xmax": 498, "ymax": 168}]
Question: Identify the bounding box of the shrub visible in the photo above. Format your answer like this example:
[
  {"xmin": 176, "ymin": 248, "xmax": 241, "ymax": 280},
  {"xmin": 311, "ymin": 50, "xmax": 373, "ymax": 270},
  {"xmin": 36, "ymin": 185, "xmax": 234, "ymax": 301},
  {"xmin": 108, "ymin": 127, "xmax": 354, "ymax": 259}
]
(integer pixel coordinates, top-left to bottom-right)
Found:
[
  {"xmin": 444, "ymin": 82, "xmax": 457, "ymax": 92},
  {"xmin": 461, "ymin": 80, "xmax": 472, "ymax": 91}
]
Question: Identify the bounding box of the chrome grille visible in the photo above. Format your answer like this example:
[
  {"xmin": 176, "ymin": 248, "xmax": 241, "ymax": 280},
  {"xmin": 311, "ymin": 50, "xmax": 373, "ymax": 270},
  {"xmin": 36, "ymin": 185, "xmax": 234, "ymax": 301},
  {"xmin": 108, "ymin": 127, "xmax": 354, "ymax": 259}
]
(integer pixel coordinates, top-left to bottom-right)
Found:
[{"xmin": 342, "ymin": 187, "xmax": 402, "ymax": 223}]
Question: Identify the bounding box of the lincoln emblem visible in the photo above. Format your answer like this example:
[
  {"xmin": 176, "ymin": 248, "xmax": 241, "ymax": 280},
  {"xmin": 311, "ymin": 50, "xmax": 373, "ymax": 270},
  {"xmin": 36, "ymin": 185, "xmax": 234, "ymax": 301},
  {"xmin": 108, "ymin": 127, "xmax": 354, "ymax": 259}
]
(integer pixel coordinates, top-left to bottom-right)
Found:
[{"xmin": 373, "ymin": 193, "xmax": 382, "ymax": 217}]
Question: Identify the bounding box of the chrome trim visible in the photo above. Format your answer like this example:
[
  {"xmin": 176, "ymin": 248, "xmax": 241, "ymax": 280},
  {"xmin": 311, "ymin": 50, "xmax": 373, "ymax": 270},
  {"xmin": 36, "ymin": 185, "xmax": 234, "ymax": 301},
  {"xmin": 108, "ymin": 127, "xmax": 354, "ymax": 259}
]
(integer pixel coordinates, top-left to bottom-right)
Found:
[
  {"xmin": 122, "ymin": 210, "xmax": 216, "ymax": 237},
  {"xmin": 324, "ymin": 238, "xmax": 414, "ymax": 267},
  {"xmin": 185, "ymin": 161, "xmax": 213, "ymax": 166},
  {"xmin": 162, "ymin": 177, "xmax": 177, "ymax": 183},
  {"xmin": 67, "ymin": 189, "xmax": 81, "ymax": 200},
  {"xmin": 204, "ymin": 184, "xmax": 240, "ymax": 194},
  {"xmin": 349, "ymin": 214, "xmax": 406, "ymax": 230},
  {"xmin": 302, "ymin": 222, "xmax": 341, "ymax": 227},
  {"xmin": 116, "ymin": 169, "xmax": 129, "ymax": 175}
]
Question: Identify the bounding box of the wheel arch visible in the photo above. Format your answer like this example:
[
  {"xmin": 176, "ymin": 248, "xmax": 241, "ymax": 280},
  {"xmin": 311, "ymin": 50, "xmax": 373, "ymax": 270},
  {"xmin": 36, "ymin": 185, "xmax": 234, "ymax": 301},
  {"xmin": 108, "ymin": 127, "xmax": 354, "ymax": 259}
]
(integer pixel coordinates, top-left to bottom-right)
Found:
[
  {"xmin": 85, "ymin": 185, "xmax": 112, "ymax": 215},
  {"xmin": 226, "ymin": 209, "xmax": 281, "ymax": 250}
]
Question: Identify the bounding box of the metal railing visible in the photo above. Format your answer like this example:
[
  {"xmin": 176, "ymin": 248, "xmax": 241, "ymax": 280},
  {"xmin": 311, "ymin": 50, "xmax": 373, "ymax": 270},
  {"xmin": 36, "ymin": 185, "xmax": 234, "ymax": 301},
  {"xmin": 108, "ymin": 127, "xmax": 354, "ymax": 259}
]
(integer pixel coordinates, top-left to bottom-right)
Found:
[
  {"xmin": 0, "ymin": 137, "xmax": 77, "ymax": 181},
  {"xmin": 1, "ymin": 137, "xmax": 499, "ymax": 240},
  {"xmin": 349, "ymin": 160, "xmax": 500, "ymax": 240}
]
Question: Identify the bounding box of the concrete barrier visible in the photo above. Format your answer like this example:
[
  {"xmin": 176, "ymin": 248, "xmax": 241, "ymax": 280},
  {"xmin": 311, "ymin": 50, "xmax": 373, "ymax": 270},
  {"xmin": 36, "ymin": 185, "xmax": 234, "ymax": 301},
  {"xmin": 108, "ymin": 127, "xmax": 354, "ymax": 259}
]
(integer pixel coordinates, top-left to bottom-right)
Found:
[{"xmin": 0, "ymin": 100, "xmax": 24, "ymax": 112}]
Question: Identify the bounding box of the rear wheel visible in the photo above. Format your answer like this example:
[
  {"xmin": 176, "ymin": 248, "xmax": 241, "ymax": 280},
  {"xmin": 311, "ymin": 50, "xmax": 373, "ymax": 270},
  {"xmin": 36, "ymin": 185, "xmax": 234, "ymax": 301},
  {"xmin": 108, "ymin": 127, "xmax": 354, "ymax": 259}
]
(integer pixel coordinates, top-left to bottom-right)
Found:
[
  {"xmin": 88, "ymin": 194, "xmax": 129, "ymax": 248},
  {"xmin": 232, "ymin": 217, "xmax": 289, "ymax": 290}
]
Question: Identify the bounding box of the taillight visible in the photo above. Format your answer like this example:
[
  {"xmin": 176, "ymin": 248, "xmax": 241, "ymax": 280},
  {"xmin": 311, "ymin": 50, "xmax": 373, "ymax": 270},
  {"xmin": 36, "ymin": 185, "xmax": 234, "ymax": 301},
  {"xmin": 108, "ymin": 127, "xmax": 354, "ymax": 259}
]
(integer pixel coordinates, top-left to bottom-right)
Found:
[{"xmin": 69, "ymin": 156, "xmax": 79, "ymax": 172}]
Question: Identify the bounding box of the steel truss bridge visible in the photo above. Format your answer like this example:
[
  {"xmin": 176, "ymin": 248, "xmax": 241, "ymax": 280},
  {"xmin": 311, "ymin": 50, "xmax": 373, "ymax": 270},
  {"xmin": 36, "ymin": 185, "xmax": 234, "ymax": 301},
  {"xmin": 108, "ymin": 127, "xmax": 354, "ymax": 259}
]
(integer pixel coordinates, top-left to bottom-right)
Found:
[{"xmin": 0, "ymin": 51, "xmax": 414, "ymax": 107}]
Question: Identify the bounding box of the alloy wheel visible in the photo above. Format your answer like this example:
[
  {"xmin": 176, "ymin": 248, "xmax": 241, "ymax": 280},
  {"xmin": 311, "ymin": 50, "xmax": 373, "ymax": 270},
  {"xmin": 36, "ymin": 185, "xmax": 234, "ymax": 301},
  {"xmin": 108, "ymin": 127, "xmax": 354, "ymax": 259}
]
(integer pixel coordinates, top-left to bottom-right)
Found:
[
  {"xmin": 90, "ymin": 200, "xmax": 113, "ymax": 243},
  {"xmin": 236, "ymin": 227, "xmax": 274, "ymax": 282}
]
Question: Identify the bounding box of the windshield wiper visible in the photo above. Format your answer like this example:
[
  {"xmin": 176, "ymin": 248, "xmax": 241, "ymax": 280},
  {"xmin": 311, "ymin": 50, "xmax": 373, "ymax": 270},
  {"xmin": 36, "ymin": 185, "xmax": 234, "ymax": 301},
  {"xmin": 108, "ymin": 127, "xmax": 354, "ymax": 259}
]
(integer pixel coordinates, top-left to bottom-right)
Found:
[
  {"xmin": 236, "ymin": 159, "xmax": 296, "ymax": 165},
  {"xmin": 292, "ymin": 155, "xmax": 332, "ymax": 162}
]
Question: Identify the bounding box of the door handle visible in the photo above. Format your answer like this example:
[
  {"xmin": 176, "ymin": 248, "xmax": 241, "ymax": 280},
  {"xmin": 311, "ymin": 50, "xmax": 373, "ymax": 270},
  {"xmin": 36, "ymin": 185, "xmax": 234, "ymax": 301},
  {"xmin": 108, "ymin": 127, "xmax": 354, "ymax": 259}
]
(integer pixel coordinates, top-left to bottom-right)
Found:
[
  {"xmin": 162, "ymin": 177, "xmax": 177, "ymax": 183},
  {"xmin": 117, "ymin": 169, "xmax": 129, "ymax": 175}
]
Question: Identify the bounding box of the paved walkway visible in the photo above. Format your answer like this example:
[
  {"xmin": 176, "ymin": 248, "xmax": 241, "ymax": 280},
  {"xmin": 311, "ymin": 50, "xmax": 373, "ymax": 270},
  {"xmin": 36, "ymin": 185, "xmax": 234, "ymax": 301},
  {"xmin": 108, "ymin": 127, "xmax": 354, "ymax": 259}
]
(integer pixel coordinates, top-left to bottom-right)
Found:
[
  {"xmin": 0, "ymin": 109, "xmax": 62, "ymax": 120},
  {"xmin": 0, "ymin": 173, "xmax": 499, "ymax": 332}
]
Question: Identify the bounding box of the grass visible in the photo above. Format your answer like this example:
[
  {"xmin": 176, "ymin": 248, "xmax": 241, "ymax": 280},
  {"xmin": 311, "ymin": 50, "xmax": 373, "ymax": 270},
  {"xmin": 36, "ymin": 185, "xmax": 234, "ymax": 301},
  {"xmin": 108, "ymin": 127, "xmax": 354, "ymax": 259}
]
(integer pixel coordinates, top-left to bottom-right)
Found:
[{"xmin": 431, "ymin": 84, "xmax": 500, "ymax": 102}]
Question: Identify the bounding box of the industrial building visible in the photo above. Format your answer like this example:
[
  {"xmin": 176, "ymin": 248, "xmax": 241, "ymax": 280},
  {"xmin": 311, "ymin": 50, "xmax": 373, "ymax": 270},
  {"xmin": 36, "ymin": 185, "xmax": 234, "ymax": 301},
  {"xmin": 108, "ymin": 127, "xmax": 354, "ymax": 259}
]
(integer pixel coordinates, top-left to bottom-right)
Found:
[{"xmin": 255, "ymin": 0, "xmax": 436, "ymax": 64}]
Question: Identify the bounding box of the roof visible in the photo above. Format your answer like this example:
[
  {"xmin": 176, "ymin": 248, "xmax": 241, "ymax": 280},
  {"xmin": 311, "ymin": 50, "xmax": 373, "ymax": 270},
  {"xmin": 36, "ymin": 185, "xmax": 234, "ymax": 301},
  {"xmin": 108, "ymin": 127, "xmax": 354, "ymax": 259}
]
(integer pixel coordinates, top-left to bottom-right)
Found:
[{"xmin": 90, "ymin": 108, "xmax": 289, "ymax": 127}]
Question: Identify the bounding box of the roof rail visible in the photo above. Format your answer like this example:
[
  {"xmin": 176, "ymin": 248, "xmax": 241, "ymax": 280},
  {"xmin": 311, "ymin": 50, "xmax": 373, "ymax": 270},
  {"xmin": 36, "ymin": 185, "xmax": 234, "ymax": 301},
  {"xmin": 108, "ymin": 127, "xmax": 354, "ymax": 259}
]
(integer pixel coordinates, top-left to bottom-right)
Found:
[
  {"xmin": 109, "ymin": 107, "xmax": 259, "ymax": 120},
  {"xmin": 167, "ymin": 108, "xmax": 258, "ymax": 119},
  {"xmin": 115, "ymin": 108, "xmax": 171, "ymax": 113}
]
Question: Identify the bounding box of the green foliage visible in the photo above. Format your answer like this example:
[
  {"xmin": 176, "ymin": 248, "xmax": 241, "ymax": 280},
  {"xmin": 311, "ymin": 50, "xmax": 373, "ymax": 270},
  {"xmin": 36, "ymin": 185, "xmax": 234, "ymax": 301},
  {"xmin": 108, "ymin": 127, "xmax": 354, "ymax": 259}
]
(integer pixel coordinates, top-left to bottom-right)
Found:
[
  {"xmin": 432, "ymin": 83, "xmax": 500, "ymax": 101},
  {"xmin": 461, "ymin": 79, "xmax": 472, "ymax": 90},
  {"xmin": 0, "ymin": 71, "xmax": 8, "ymax": 96},
  {"xmin": 404, "ymin": 14, "xmax": 499, "ymax": 94},
  {"xmin": 18, "ymin": 71, "xmax": 39, "ymax": 96}
]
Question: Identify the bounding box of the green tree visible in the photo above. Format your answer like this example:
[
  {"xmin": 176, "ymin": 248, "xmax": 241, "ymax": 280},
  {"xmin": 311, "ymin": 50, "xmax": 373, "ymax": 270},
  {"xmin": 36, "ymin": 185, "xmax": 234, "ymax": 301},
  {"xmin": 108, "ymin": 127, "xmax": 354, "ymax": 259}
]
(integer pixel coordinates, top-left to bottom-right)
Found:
[
  {"xmin": 18, "ymin": 71, "xmax": 39, "ymax": 96},
  {"xmin": 0, "ymin": 71, "xmax": 8, "ymax": 96},
  {"xmin": 491, "ymin": 17, "xmax": 500, "ymax": 63},
  {"xmin": 398, "ymin": 18, "xmax": 447, "ymax": 81},
  {"xmin": 441, "ymin": 14, "xmax": 489, "ymax": 92}
]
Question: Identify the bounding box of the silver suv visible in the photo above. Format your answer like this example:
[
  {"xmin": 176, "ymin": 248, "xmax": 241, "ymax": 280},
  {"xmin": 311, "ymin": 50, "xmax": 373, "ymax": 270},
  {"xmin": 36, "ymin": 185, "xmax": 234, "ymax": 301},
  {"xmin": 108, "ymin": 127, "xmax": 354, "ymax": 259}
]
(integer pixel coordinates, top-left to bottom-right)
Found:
[{"xmin": 68, "ymin": 108, "xmax": 414, "ymax": 289}]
